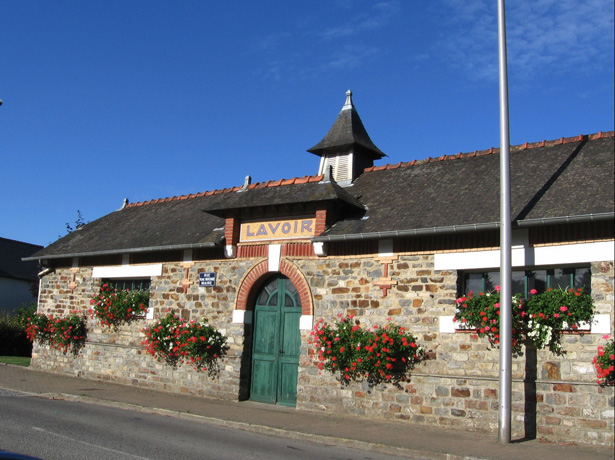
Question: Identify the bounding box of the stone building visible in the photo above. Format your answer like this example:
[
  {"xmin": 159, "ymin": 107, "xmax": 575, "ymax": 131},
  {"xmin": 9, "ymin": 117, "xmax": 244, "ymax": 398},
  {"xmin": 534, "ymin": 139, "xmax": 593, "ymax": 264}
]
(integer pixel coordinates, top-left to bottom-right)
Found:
[{"xmin": 25, "ymin": 91, "xmax": 614, "ymax": 446}]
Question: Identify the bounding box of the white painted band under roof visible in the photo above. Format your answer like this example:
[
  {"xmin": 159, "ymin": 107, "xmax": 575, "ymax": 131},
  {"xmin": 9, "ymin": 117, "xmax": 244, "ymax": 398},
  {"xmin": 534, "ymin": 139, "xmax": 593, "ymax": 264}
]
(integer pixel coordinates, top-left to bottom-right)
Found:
[
  {"xmin": 92, "ymin": 264, "xmax": 162, "ymax": 278},
  {"xmin": 22, "ymin": 241, "xmax": 221, "ymax": 262},
  {"xmin": 434, "ymin": 241, "xmax": 614, "ymax": 271}
]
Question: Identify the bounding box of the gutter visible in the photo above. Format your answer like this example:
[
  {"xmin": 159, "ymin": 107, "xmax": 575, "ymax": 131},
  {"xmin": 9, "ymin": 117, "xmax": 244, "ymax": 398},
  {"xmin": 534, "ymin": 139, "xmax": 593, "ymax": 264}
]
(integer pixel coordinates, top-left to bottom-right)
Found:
[
  {"xmin": 22, "ymin": 241, "xmax": 221, "ymax": 262},
  {"xmin": 514, "ymin": 212, "xmax": 614, "ymax": 227},
  {"xmin": 311, "ymin": 212, "xmax": 614, "ymax": 243},
  {"xmin": 20, "ymin": 212, "xmax": 613, "ymax": 260}
]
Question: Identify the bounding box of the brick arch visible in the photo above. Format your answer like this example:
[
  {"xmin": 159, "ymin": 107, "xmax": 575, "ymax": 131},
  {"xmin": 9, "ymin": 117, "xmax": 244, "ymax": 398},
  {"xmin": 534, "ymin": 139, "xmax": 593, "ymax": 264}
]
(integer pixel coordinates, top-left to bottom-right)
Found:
[{"xmin": 235, "ymin": 259, "xmax": 313, "ymax": 316}]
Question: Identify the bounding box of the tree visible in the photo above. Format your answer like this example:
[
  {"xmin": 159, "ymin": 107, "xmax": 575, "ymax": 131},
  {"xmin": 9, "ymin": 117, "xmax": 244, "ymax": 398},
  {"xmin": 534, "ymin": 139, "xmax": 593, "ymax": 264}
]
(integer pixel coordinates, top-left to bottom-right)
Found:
[{"xmin": 65, "ymin": 210, "xmax": 88, "ymax": 234}]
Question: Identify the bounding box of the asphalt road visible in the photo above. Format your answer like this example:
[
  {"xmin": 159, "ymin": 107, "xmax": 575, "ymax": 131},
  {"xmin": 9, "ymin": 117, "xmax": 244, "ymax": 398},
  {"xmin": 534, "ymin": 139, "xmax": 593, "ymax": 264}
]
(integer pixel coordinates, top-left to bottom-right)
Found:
[{"xmin": 0, "ymin": 389, "xmax": 418, "ymax": 460}]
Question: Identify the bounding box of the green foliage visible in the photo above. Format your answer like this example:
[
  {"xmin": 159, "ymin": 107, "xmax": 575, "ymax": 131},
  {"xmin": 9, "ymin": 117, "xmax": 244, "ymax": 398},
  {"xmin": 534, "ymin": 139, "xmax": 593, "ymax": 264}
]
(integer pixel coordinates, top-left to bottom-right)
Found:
[
  {"xmin": 454, "ymin": 287, "xmax": 595, "ymax": 356},
  {"xmin": 0, "ymin": 306, "xmax": 34, "ymax": 357},
  {"xmin": 25, "ymin": 312, "xmax": 87, "ymax": 354},
  {"xmin": 15, "ymin": 303, "xmax": 37, "ymax": 328},
  {"xmin": 142, "ymin": 312, "xmax": 228, "ymax": 374},
  {"xmin": 593, "ymin": 335, "xmax": 614, "ymax": 386},
  {"xmin": 90, "ymin": 284, "xmax": 149, "ymax": 328},
  {"xmin": 454, "ymin": 289, "xmax": 525, "ymax": 356},
  {"xmin": 524, "ymin": 288, "xmax": 594, "ymax": 354},
  {"xmin": 65, "ymin": 210, "xmax": 88, "ymax": 234},
  {"xmin": 309, "ymin": 315, "xmax": 424, "ymax": 387}
]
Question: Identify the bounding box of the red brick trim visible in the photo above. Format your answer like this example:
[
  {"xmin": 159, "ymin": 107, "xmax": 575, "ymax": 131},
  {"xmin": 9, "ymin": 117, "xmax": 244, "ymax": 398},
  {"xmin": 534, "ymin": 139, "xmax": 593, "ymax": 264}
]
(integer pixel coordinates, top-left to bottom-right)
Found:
[
  {"xmin": 314, "ymin": 208, "xmax": 327, "ymax": 236},
  {"xmin": 225, "ymin": 216, "xmax": 240, "ymax": 247},
  {"xmin": 235, "ymin": 259, "xmax": 313, "ymax": 316}
]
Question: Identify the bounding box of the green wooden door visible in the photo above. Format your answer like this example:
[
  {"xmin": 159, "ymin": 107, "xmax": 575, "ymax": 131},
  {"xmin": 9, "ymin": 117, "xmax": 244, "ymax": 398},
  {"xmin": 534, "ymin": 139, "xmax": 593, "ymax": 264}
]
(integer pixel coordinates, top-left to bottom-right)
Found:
[{"xmin": 250, "ymin": 275, "xmax": 301, "ymax": 406}]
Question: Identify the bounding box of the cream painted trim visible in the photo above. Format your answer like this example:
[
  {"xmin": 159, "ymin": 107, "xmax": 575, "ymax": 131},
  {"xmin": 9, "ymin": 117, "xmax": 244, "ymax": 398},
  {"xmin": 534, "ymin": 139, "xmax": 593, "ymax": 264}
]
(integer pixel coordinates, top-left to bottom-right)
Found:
[
  {"xmin": 439, "ymin": 316, "xmax": 456, "ymax": 333},
  {"xmin": 268, "ymin": 244, "xmax": 281, "ymax": 272},
  {"xmin": 232, "ymin": 309, "xmax": 253, "ymax": 324},
  {"xmin": 92, "ymin": 264, "xmax": 163, "ymax": 279},
  {"xmin": 588, "ymin": 314, "xmax": 612, "ymax": 334},
  {"xmin": 300, "ymin": 315, "xmax": 313, "ymax": 330},
  {"xmin": 225, "ymin": 245, "xmax": 237, "ymax": 258},
  {"xmin": 313, "ymin": 241, "xmax": 327, "ymax": 257},
  {"xmin": 434, "ymin": 241, "xmax": 614, "ymax": 271}
]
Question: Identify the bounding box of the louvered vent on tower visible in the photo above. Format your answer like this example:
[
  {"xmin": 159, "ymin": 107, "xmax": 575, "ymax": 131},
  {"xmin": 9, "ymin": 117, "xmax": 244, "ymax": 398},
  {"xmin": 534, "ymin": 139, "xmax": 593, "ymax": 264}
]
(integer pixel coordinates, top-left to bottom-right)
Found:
[{"xmin": 319, "ymin": 154, "xmax": 352, "ymax": 182}]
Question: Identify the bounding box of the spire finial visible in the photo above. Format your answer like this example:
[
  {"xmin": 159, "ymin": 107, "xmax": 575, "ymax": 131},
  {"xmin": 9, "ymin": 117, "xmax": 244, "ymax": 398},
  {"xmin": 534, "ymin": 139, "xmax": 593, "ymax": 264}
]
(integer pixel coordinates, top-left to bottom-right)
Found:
[{"xmin": 343, "ymin": 89, "xmax": 353, "ymax": 110}]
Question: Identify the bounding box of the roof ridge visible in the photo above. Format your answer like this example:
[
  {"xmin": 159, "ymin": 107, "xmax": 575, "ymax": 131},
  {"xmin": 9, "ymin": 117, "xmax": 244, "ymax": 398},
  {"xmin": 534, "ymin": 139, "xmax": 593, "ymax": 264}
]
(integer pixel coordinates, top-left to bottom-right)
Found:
[
  {"xmin": 363, "ymin": 131, "xmax": 614, "ymax": 173},
  {"xmin": 125, "ymin": 131, "xmax": 613, "ymax": 208},
  {"xmin": 125, "ymin": 174, "xmax": 325, "ymax": 208}
]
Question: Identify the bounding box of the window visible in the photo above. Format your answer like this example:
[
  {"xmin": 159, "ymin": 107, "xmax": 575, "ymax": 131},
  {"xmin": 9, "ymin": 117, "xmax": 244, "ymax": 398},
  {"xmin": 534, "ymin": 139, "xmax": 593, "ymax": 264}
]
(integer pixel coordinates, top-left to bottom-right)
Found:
[
  {"xmin": 103, "ymin": 278, "xmax": 151, "ymax": 291},
  {"xmin": 461, "ymin": 266, "xmax": 590, "ymax": 298}
]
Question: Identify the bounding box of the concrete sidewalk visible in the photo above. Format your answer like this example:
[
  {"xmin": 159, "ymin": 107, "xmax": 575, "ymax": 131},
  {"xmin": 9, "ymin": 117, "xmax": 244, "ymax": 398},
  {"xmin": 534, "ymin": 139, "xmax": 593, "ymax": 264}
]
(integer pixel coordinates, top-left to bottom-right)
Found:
[{"xmin": 0, "ymin": 364, "xmax": 612, "ymax": 460}]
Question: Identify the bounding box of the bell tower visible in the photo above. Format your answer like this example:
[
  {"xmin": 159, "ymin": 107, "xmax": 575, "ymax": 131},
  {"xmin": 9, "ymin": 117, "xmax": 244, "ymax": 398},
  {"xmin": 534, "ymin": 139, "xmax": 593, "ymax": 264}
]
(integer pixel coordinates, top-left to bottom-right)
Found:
[{"xmin": 308, "ymin": 90, "xmax": 385, "ymax": 185}]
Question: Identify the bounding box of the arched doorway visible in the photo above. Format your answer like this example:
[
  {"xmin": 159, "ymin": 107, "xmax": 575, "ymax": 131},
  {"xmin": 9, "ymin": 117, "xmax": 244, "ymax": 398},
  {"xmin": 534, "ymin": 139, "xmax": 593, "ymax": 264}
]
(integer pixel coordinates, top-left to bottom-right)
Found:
[{"xmin": 250, "ymin": 274, "xmax": 301, "ymax": 406}]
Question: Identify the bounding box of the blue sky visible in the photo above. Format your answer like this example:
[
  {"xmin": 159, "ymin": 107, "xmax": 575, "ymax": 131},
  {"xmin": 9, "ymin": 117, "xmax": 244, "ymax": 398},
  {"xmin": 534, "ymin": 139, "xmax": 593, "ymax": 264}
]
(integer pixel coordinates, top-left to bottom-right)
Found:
[{"xmin": 2, "ymin": 1, "xmax": 613, "ymax": 247}]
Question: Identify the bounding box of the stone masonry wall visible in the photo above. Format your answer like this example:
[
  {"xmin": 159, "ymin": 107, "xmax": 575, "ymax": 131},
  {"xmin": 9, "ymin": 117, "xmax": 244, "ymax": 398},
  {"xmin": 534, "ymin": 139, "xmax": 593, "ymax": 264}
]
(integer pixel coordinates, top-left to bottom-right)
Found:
[
  {"xmin": 32, "ymin": 259, "xmax": 258, "ymax": 401},
  {"xmin": 292, "ymin": 255, "xmax": 614, "ymax": 447},
  {"xmin": 31, "ymin": 255, "xmax": 614, "ymax": 447}
]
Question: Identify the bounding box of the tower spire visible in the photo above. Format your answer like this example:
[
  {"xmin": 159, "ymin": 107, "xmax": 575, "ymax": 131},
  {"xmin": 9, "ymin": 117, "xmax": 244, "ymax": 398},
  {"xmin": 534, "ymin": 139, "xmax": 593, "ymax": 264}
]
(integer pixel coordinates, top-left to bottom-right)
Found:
[
  {"xmin": 307, "ymin": 90, "xmax": 385, "ymax": 183},
  {"xmin": 343, "ymin": 89, "xmax": 353, "ymax": 110}
]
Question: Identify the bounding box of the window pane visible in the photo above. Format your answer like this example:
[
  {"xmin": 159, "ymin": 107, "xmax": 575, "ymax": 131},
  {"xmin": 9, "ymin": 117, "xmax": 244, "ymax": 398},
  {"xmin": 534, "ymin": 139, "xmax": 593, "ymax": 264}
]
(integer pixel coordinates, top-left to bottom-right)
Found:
[
  {"xmin": 511, "ymin": 271, "xmax": 526, "ymax": 297},
  {"xmin": 574, "ymin": 267, "xmax": 591, "ymax": 293},
  {"xmin": 257, "ymin": 277, "xmax": 279, "ymax": 304},
  {"xmin": 551, "ymin": 268, "xmax": 573, "ymax": 290},
  {"xmin": 462, "ymin": 266, "xmax": 590, "ymax": 298},
  {"xmin": 527, "ymin": 270, "xmax": 547, "ymax": 295},
  {"xmin": 484, "ymin": 272, "xmax": 500, "ymax": 292},
  {"xmin": 284, "ymin": 293, "xmax": 296, "ymax": 307},
  {"xmin": 104, "ymin": 279, "xmax": 150, "ymax": 291},
  {"xmin": 257, "ymin": 289, "xmax": 269, "ymax": 305},
  {"xmin": 284, "ymin": 282, "xmax": 300, "ymax": 307},
  {"xmin": 464, "ymin": 273, "xmax": 484, "ymax": 295},
  {"xmin": 268, "ymin": 292, "xmax": 278, "ymax": 307}
]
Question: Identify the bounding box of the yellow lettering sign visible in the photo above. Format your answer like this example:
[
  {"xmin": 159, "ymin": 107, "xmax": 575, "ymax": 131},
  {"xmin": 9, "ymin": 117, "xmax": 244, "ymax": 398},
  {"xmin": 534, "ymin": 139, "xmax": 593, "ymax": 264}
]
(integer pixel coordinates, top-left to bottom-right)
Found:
[{"xmin": 240, "ymin": 218, "xmax": 315, "ymax": 242}]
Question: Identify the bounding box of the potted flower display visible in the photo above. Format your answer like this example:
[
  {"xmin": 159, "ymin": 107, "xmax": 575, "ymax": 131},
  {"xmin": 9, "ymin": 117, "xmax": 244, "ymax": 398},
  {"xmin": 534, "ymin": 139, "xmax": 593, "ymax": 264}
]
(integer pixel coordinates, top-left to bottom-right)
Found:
[
  {"xmin": 593, "ymin": 335, "xmax": 614, "ymax": 386},
  {"xmin": 309, "ymin": 314, "xmax": 424, "ymax": 386},
  {"xmin": 90, "ymin": 284, "xmax": 149, "ymax": 328},
  {"xmin": 454, "ymin": 286, "xmax": 595, "ymax": 356},
  {"xmin": 142, "ymin": 311, "xmax": 227, "ymax": 374},
  {"xmin": 26, "ymin": 311, "xmax": 87, "ymax": 354}
]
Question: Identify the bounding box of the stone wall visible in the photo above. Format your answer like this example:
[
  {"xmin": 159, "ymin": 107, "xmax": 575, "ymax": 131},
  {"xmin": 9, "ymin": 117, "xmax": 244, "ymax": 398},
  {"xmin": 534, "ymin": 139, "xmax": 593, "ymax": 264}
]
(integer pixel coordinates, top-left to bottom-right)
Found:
[
  {"xmin": 293, "ymin": 255, "xmax": 614, "ymax": 446},
  {"xmin": 32, "ymin": 260, "xmax": 256, "ymax": 401},
  {"xmin": 31, "ymin": 255, "xmax": 614, "ymax": 447}
]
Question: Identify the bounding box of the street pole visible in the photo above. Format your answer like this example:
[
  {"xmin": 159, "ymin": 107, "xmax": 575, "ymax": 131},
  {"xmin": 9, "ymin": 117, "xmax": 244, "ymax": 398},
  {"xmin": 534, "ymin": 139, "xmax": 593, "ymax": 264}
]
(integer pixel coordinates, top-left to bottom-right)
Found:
[{"xmin": 497, "ymin": 0, "xmax": 512, "ymax": 444}]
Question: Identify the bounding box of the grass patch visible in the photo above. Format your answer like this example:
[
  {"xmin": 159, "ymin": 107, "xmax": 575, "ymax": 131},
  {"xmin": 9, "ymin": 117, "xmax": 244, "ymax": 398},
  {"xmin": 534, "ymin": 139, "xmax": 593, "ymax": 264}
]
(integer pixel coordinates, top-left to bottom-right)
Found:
[{"xmin": 0, "ymin": 356, "xmax": 31, "ymax": 366}]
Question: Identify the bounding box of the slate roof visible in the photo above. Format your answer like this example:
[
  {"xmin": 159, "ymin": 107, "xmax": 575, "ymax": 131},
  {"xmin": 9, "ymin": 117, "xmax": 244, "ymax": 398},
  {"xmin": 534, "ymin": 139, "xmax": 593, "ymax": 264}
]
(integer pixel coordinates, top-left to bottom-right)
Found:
[
  {"xmin": 0, "ymin": 237, "xmax": 43, "ymax": 280},
  {"xmin": 307, "ymin": 90, "xmax": 385, "ymax": 160},
  {"xmin": 319, "ymin": 132, "xmax": 614, "ymax": 240},
  {"xmin": 201, "ymin": 179, "xmax": 366, "ymax": 216},
  {"xmin": 25, "ymin": 131, "xmax": 614, "ymax": 261}
]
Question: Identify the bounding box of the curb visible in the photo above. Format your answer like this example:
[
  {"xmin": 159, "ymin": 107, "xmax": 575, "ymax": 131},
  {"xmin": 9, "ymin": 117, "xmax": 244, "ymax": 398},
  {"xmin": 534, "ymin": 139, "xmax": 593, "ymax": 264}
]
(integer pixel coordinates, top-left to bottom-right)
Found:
[{"xmin": 14, "ymin": 389, "xmax": 491, "ymax": 460}]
